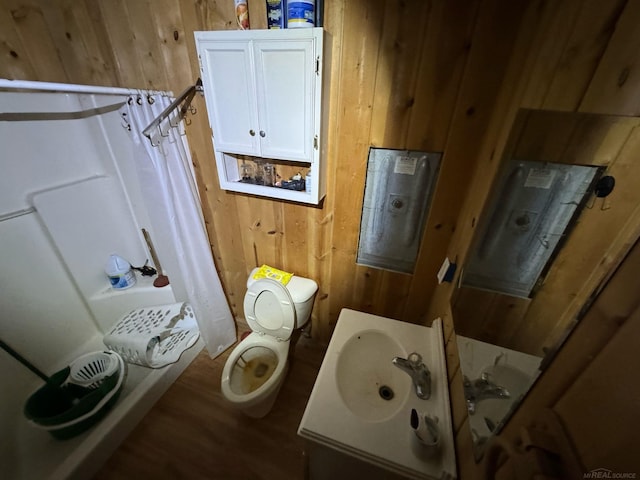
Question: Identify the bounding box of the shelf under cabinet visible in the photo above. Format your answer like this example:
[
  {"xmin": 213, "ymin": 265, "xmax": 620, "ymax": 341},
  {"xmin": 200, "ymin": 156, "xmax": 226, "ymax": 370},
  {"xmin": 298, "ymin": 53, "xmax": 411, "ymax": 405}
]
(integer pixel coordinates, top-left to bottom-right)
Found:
[{"xmin": 216, "ymin": 150, "xmax": 324, "ymax": 204}]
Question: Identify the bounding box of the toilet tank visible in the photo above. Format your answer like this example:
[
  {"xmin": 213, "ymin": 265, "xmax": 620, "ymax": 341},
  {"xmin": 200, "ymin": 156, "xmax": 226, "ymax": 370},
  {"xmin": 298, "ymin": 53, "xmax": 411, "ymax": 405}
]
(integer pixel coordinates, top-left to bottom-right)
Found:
[{"xmin": 247, "ymin": 268, "xmax": 318, "ymax": 328}]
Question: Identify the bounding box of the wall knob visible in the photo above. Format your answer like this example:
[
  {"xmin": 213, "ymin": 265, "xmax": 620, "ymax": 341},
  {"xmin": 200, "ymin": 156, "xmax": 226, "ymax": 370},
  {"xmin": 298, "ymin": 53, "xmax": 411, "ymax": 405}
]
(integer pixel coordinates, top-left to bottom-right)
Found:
[{"xmin": 392, "ymin": 198, "xmax": 404, "ymax": 209}]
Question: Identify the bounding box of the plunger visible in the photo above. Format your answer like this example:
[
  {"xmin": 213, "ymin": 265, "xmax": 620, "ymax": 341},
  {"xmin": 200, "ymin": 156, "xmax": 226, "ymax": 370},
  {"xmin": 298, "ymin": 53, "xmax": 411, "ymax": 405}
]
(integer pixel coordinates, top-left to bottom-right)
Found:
[{"xmin": 142, "ymin": 228, "xmax": 170, "ymax": 288}]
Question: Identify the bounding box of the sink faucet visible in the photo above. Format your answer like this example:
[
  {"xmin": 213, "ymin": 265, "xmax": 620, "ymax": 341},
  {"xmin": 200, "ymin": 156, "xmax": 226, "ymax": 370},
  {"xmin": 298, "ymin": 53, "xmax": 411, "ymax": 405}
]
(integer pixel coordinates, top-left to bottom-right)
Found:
[
  {"xmin": 392, "ymin": 352, "xmax": 431, "ymax": 400},
  {"xmin": 463, "ymin": 373, "xmax": 510, "ymax": 415}
]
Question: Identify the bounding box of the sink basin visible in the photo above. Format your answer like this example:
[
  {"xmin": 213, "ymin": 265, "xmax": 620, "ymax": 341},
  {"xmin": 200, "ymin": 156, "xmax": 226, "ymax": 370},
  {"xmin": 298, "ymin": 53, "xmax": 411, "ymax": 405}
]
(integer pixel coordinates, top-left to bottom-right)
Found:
[
  {"xmin": 484, "ymin": 364, "xmax": 531, "ymax": 399},
  {"xmin": 336, "ymin": 330, "xmax": 410, "ymax": 421},
  {"xmin": 472, "ymin": 364, "xmax": 532, "ymax": 434},
  {"xmin": 456, "ymin": 335, "xmax": 542, "ymax": 459},
  {"xmin": 298, "ymin": 309, "xmax": 456, "ymax": 480}
]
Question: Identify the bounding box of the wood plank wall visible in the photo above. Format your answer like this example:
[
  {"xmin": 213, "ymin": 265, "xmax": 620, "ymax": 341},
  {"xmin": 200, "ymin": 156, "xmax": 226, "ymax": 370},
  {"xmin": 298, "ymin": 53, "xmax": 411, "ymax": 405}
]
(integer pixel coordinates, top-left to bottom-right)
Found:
[
  {"xmin": 471, "ymin": 234, "xmax": 640, "ymax": 477},
  {"xmin": 0, "ymin": 0, "xmax": 537, "ymax": 345},
  {"xmin": 3, "ymin": 0, "xmax": 640, "ymax": 477},
  {"xmin": 422, "ymin": 0, "xmax": 640, "ymax": 476},
  {"xmin": 452, "ymin": 108, "xmax": 640, "ymax": 357}
]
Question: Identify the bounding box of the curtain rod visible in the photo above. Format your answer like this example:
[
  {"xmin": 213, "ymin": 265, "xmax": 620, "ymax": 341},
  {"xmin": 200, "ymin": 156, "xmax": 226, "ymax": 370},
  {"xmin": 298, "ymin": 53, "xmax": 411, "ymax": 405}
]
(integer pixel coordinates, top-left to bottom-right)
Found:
[
  {"xmin": 0, "ymin": 207, "xmax": 36, "ymax": 223},
  {"xmin": 142, "ymin": 78, "xmax": 203, "ymax": 142},
  {"xmin": 0, "ymin": 78, "xmax": 167, "ymax": 97}
]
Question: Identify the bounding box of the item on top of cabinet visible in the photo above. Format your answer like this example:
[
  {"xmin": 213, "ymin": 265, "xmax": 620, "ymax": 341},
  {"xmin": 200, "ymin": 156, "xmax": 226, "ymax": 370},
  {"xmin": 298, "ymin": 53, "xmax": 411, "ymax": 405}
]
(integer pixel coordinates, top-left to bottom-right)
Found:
[
  {"xmin": 235, "ymin": 0, "xmax": 250, "ymax": 30},
  {"xmin": 288, "ymin": 0, "xmax": 315, "ymax": 28},
  {"xmin": 266, "ymin": 0, "xmax": 286, "ymax": 29},
  {"xmin": 104, "ymin": 254, "xmax": 136, "ymax": 290}
]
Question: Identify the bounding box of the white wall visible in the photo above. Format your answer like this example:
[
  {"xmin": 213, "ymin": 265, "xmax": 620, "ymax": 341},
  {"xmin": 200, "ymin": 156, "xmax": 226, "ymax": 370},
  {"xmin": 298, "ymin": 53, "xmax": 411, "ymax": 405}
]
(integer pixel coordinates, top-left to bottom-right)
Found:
[
  {"xmin": 0, "ymin": 89, "xmax": 175, "ymax": 477},
  {"xmin": 0, "ymin": 91, "xmax": 115, "ymax": 368}
]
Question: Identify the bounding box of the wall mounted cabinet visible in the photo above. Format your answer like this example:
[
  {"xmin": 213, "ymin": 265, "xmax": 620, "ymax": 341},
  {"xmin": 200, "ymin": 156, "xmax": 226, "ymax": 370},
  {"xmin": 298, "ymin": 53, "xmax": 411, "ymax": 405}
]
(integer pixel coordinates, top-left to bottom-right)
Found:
[{"xmin": 195, "ymin": 28, "xmax": 326, "ymax": 204}]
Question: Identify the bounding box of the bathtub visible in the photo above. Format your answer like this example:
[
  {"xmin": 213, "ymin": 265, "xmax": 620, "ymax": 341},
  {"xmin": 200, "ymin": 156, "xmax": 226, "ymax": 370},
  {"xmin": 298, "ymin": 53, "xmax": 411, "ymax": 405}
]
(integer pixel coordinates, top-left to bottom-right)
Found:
[{"xmin": 0, "ymin": 85, "xmax": 208, "ymax": 478}]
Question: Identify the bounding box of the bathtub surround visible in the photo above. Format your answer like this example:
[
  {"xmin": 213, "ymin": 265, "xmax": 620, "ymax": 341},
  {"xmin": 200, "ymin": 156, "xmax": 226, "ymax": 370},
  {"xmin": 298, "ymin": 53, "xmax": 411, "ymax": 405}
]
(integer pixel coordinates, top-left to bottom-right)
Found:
[{"xmin": 0, "ymin": 81, "xmax": 234, "ymax": 479}]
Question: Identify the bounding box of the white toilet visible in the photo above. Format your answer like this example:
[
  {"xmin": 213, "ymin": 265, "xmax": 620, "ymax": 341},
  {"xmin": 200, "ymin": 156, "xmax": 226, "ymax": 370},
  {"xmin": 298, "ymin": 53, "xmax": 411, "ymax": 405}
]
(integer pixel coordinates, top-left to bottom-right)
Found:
[{"xmin": 221, "ymin": 268, "xmax": 318, "ymax": 418}]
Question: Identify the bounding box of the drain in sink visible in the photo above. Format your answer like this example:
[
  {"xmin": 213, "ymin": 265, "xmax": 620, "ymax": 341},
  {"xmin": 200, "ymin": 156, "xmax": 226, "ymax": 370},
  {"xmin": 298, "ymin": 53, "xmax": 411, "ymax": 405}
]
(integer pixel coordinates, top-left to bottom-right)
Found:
[{"xmin": 378, "ymin": 385, "xmax": 394, "ymax": 400}]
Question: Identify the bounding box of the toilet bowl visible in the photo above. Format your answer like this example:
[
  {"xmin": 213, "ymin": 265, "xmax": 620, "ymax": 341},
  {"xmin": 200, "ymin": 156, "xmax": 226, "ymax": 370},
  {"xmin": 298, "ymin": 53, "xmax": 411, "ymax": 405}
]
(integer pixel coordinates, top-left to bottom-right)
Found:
[{"xmin": 221, "ymin": 269, "xmax": 318, "ymax": 417}]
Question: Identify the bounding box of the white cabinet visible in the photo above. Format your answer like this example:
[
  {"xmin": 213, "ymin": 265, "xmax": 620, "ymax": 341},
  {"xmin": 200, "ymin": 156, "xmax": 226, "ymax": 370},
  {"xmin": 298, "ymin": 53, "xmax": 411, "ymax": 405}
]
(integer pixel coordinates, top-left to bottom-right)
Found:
[{"xmin": 195, "ymin": 28, "xmax": 326, "ymax": 204}]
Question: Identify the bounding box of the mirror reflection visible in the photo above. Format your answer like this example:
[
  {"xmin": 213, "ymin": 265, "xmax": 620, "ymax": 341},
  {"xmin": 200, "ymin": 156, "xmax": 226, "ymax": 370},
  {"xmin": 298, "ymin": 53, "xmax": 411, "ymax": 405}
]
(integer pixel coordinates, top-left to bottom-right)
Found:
[
  {"xmin": 462, "ymin": 160, "xmax": 602, "ymax": 298},
  {"xmin": 454, "ymin": 108, "xmax": 640, "ymax": 460}
]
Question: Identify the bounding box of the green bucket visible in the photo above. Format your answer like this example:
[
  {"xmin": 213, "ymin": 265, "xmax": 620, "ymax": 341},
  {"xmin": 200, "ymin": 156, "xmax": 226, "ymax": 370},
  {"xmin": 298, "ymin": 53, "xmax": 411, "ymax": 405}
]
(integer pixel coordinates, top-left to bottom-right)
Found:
[{"xmin": 24, "ymin": 355, "xmax": 125, "ymax": 440}]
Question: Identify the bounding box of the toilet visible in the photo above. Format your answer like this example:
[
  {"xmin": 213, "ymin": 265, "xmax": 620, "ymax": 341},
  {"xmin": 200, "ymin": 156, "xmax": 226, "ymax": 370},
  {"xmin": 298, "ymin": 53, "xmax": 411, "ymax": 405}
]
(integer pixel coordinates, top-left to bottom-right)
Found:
[{"xmin": 221, "ymin": 268, "xmax": 318, "ymax": 418}]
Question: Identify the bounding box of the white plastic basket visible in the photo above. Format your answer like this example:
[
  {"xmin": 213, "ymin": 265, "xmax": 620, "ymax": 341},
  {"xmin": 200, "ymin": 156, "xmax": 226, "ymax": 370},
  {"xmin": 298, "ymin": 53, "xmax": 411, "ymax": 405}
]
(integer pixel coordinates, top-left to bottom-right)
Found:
[
  {"xmin": 103, "ymin": 302, "xmax": 200, "ymax": 368},
  {"xmin": 69, "ymin": 351, "xmax": 120, "ymax": 389}
]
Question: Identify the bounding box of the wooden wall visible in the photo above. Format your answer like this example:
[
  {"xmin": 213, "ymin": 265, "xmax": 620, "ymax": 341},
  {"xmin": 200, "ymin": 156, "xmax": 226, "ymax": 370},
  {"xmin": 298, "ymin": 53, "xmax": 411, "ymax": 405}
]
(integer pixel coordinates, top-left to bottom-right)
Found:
[
  {"xmin": 423, "ymin": 0, "xmax": 640, "ymax": 476},
  {"xmin": 4, "ymin": 1, "xmax": 640, "ymax": 475},
  {"xmin": 452, "ymin": 108, "xmax": 640, "ymax": 357},
  {"xmin": 0, "ymin": 0, "xmax": 538, "ymax": 344},
  {"xmin": 468, "ymin": 233, "xmax": 640, "ymax": 477}
]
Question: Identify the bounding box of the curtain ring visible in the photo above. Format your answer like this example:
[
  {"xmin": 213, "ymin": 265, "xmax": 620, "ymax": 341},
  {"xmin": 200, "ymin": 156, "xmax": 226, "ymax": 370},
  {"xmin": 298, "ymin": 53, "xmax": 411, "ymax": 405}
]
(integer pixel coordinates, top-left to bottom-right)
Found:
[
  {"xmin": 120, "ymin": 112, "xmax": 131, "ymax": 131},
  {"xmin": 147, "ymin": 94, "xmax": 155, "ymax": 105},
  {"xmin": 136, "ymin": 95, "xmax": 143, "ymax": 105},
  {"xmin": 127, "ymin": 97, "xmax": 134, "ymax": 105}
]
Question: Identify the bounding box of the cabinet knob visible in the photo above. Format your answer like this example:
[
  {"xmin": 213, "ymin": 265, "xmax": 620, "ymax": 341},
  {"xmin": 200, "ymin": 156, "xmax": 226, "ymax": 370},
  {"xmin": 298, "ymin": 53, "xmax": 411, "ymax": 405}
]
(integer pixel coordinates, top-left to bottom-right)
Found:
[
  {"xmin": 249, "ymin": 129, "xmax": 255, "ymax": 136},
  {"xmin": 260, "ymin": 130, "xmax": 266, "ymax": 138}
]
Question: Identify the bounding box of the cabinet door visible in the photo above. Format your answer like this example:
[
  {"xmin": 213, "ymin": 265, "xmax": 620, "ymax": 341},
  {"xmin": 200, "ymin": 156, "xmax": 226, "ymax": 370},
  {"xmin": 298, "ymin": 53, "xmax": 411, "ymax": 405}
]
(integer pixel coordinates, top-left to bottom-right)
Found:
[
  {"xmin": 253, "ymin": 39, "xmax": 315, "ymax": 162},
  {"xmin": 198, "ymin": 40, "xmax": 259, "ymax": 155}
]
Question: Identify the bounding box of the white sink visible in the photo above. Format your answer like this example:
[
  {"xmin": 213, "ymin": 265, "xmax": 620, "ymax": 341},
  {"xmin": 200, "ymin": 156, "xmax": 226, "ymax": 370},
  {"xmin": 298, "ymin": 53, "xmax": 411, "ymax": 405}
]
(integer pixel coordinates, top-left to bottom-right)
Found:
[
  {"xmin": 298, "ymin": 309, "xmax": 456, "ymax": 480},
  {"xmin": 470, "ymin": 364, "xmax": 532, "ymax": 436},
  {"xmin": 336, "ymin": 329, "xmax": 411, "ymax": 422}
]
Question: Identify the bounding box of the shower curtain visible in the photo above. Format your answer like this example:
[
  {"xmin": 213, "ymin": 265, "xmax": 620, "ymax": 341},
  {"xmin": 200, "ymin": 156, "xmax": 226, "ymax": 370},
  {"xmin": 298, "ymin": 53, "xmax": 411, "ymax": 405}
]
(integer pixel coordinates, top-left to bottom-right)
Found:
[{"xmin": 122, "ymin": 93, "xmax": 235, "ymax": 357}]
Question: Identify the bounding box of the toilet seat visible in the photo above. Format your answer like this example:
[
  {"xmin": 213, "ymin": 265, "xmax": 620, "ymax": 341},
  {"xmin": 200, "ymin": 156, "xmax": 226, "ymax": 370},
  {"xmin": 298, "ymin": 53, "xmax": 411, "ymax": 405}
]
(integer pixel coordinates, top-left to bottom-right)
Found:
[{"xmin": 244, "ymin": 278, "xmax": 296, "ymax": 341}]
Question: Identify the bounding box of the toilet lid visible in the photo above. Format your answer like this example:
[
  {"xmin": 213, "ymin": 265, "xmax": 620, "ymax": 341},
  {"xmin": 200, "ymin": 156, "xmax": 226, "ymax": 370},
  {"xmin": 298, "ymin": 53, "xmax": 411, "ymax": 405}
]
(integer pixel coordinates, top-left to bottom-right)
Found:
[{"xmin": 244, "ymin": 278, "xmax": 296, "ymax": 341}]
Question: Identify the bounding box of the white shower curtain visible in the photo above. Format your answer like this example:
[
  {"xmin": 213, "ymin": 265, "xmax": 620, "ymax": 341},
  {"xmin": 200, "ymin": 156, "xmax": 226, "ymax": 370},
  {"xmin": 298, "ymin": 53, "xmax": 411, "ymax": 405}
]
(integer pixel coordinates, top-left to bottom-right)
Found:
[{"xmin": 122, "ymin": 92, "xmax": 235, "ymax": 358}]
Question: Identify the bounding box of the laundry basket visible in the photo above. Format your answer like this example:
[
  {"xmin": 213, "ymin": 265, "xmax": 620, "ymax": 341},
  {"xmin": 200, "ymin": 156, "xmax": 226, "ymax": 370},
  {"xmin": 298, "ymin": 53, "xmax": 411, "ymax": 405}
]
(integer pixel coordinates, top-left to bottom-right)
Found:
[
  {"xmin": 24, "ymin": 351, "xmax": 126, "ymax": 440},
  {"xmin": 104, "ymin": 302, "xmax": 199, "ymax": 368}
]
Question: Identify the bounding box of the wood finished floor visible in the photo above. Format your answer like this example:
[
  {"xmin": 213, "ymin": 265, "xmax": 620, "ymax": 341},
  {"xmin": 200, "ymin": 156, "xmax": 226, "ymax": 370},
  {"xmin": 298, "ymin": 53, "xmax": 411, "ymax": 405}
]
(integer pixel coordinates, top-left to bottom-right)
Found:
[{"xmin": 94, "ymin": 328, "xmax": 326, "ymax": 480}]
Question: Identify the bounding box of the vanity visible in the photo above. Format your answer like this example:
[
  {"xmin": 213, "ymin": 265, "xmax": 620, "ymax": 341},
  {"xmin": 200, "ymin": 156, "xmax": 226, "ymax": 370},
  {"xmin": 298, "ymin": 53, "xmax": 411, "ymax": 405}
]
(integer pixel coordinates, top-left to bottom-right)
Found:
[{"xmin": 298, "ymin": 309, "xmax": 457, "ymax": 480}]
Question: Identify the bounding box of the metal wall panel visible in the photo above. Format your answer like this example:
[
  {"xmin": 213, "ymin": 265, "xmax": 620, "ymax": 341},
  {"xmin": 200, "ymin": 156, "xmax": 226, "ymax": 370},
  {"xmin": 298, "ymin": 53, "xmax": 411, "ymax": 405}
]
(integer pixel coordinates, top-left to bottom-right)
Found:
[
  {"xmin": 462, "ymin": 161, "xmax": 601, "ymax": 297},
  {"xmin": 357, "ymin": 148, "xmax": 442, "ymax": 273}
]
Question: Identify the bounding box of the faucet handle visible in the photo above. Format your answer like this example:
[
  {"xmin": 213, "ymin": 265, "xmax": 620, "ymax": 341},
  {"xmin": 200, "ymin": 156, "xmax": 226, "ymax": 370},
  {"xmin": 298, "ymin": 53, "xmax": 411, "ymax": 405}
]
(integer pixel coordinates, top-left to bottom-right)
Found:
[{"xmin": 408, "ymin": 352, "xmax": 424, "ymax": 367}]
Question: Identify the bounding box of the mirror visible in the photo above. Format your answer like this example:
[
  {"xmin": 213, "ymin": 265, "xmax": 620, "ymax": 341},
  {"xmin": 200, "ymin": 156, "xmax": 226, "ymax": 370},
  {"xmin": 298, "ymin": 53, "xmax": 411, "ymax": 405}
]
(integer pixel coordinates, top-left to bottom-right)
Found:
[{"xmin": 454, "ymin": 108, "xmax": 640, "ymax": 460}]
